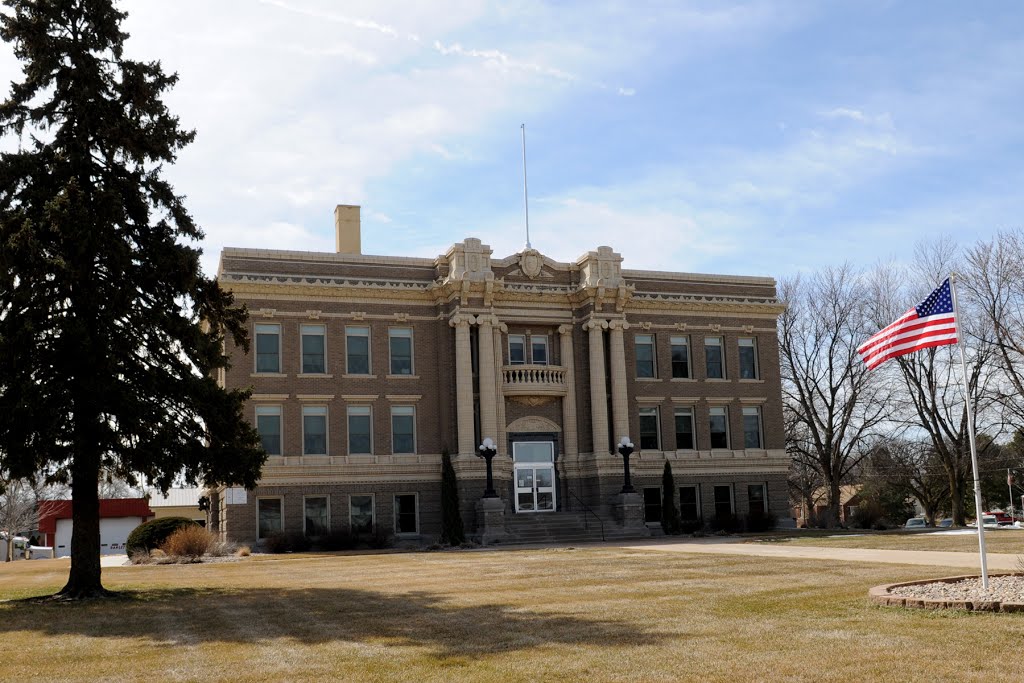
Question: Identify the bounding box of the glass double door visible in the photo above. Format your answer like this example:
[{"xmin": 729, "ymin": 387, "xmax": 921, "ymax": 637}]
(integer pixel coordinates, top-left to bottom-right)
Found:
[{"xmin": 513, "ymin": 442, "xmax": 556, "ymax": 513}]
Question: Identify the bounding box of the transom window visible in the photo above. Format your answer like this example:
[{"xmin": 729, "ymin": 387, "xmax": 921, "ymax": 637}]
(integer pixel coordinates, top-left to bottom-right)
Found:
[
  {"xmin": 348, "ymin": 405, "xmax": 372, "ymax": 454},
  {"xmin": 670, "ymin": 336, "xmax": 690, "ymax": 379},
  {"xmin": 302, "ymin": 406, "xmax": 328, "ymax": 455},
  {"xmin": 739, "ymin": 337, "xmax": 758, "ymax": 380},
  {"xmin": 346, "ymin": 326, "xmax": 370, "ymax": 375},
  {"xmin": 301, "ymin": 324, "xmax": 326, "ymax": 374},
  {"xmin": 705, "ymin": 336, "xmax": 724, "ymax": 379},
  {"xmin": 674, "ymin": 407, "xmax": 694, "ymax": 450},
  {"xmin": 389, "ymin": 328, "xmax": 413, "ymax": 375},
  {"xmin": 742, "ymin": 406, "xmax": 763, "ymax": 449},
  {"xmin": 709, "ymin": 406, "xmax": 729, "ymax": 449},
  {"xmin": 255, "ymin": 323, "xmax": 281, "ymax": 373},
  {"xmin": 391, "ymin": 406, "xmax": 415, "ymax": 454},
  {"xmin": 255, "ymin": 405, "xmax": 282, "ymax": 456},
  {"xmin": 639, "ymin": 407, "xmax": 660, "ymax": 450},
  {"xmin": 635, "ymin": 334, "xmax": 656, "ymax": 378}
]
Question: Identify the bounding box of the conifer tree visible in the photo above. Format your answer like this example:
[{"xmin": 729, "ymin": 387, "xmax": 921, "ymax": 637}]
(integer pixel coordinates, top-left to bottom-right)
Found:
[
  {"xmin": 661, "ymin": 461, "xmax": 682, "ymax": 535},
  {"xmin": 0, "ymin": 0, "xmax": 265, "ymax": 598},
  {"xmin": 439, "ymin": 449, "xmax": 465, "ymax": 545}
]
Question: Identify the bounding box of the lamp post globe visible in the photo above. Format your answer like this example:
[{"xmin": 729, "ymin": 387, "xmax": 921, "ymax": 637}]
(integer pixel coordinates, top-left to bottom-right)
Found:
[
  {"xmin": 617, "ymin": 436, "xmax": 636, "ymax": 494},
  {"xmin": 478, "ymin": 437, "xmax": 499, "ymax": 498}
]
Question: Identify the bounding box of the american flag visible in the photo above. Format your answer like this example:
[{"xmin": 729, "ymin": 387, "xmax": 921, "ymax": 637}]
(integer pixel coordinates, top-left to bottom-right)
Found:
[{"xmin": 858, "ymin": 278, "xmax": 959, "ymax": 370}]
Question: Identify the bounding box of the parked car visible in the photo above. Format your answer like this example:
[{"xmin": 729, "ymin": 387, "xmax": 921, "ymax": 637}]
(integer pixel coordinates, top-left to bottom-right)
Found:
[
  {"xmin": 967, "ymin": 515, "xmax": 999, "ymax": 528},
  {"xmin": 986, "ymin": 511, "xmax": 1014, "ymax": 526},
  {"xmin": 904, "ymin": 518, "xmax": 929, "ymax": 529},
  {"xmin": 937, "ymin": 518, "xmax": 954, "ymax": 528}
]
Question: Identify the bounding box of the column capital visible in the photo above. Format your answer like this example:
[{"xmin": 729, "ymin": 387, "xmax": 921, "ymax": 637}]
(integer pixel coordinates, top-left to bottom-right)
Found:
[
  {"xmin": 477, "ymin": 313, "xmax": 500, "ymax": 328},
  {"xmin": 449, "ymin": 313, "xmax": 475, "ymax": 328},
  {"xmin": 607, "ymin": 319, "xmax": 630, "ymax": 332},
  {"xmin": 583, "ymin": 319, "xmax": 608, "ymax": 332},
  {"xmin": 557, "ymin": 324, "xmax": 574, "ymax": 336}
]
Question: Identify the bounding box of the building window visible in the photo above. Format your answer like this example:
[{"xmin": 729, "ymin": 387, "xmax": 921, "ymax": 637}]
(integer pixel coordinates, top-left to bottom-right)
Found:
[
  {"xmin": 739, "ymin": 337, "xmax": 759, "ymax": 379},
  {"xmin": 748, "ymin": 484, "xmax": 767, "ymax": 515},
  {"xmin": 679, "ymin": 485, "xmax": 701, "ymax": 522},
  {"xmin": 346, "ymin": 326, "xmax": 370, "ymax": 374},
  {"xmin": 670, "ymin": 336, "xmax": 690, "ymax": 379},
  {"xmin": 705, "ymin": 336, "xmax": 724, "ymax": 379},
  {"xmin": 508, "ymin": 334, "xmax": 526, "ymax": 365},
  {"xmin": 709, "ymin": 406, "xmax": 729, "ymax": 449},
  {"xmin": 391, "ymin": 406, "xmax": 415, "ymax": 454},
  {"xmin": 347, "ymin": 405, "xmax": 373, "ymax": 454},
  {"xmin": 713, "ymin": 485, "xmax": 734, "ymax": 518},
  {"xmin": 255, "ymin": 323, "xmax": 280, "ymax": 373},
  {"xmin": 639, "ymin": 407, "xmax": 660, "ymax": 450},
  {"xmin": 304, "ymin": 496, "xmax": 329, "ymax": 537},
  {"xmin": 302, "ymin": 406, "xmax": 328, "ymax": 455},
  {"xmin": 742, "ymin": 406, "xmax": 763, "ymax": 449},
  {"xmin": 255, "ymin": 406, "xmax": 282, "ymax": 456},
  {"xmin": 257, "ymin": 497, "xmax": 283, "ymax": 539},
  {"xmin": 350, "ymin": 494, "xmax": 374, "ymax": 534},
  {"xmin": 635, "ymin": 334, "xmax": 656, "ymax": 378},
  {"xmin": 643, "ymin": 487, "xmax": 662, "ymax": 523},
  {"xmin": 674, "ymin": 407, "xmax": 695, "ymax": 450},
  {"xmin": 299, "ymin": 324, "xmax": 326, "ymax": 374},
  {"xmin": 389, "ymin": 328, "xmax": 414, "ymax": 375},
  {"xmin": 394, "ymin": 494, "xmax": 418, "ymax": 534},
  {"xmin": 531, "ymin": 335, "xmax": 548, "ymax": 365}
]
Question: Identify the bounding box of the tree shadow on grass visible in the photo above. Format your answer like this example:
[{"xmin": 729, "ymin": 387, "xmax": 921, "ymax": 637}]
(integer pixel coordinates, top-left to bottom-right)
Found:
[{"xmin": 0, "ymin": 586, "xmax": 662, "ymax": 657}]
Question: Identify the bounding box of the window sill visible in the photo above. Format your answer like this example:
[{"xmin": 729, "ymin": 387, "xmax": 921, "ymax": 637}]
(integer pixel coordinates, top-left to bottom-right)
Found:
[
  {"xmin": 635, "ymin": 377, "xmax": 662, "ymax": 382},
  {"xmin": 298, "ymin": 373, "xmax": 334, "ymax": 379},
  {"xmin": 387, "ymin": 374, "xmax": 420, "ymax": 380},
  {"xmin": 737, "ymin": 378, "xmax": 763, "ymax": 383},
  {"xmin": 342, "ymin": 374, "xmax": 378, "ymax": 379},
  {"xmin": 670, "ymin": 377, "xmax": 696, "ymax": 382},
  {"xmin": 704, "ymin": 378, "xmax": 731, "ymax": 383},
  {"xmin": 251, "ymin": 372, "xmax": 287, "ymax": 378}
]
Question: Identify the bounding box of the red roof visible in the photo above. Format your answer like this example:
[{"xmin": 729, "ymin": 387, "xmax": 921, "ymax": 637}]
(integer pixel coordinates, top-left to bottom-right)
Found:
[{"xmin": 38, "ymin": 498, "xmax": 153, "ymax": 534}]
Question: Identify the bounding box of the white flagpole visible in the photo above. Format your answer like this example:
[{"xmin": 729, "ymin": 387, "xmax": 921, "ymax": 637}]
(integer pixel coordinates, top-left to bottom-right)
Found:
[{"xmin": 949, "ymin": 273, "xmax": 989, "ymax": 588}]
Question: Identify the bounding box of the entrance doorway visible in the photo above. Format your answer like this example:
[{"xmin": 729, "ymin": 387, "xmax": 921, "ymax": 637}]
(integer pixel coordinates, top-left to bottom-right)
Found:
[{"xmin": 512, "ymin": 442, "xmax": 556, "ymax": 513}]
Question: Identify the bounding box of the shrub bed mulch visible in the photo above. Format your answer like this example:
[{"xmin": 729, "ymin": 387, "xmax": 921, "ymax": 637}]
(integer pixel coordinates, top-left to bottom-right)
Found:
[{"xmin": 870, "ymin": 573, "xmax": 1024, "ymax": 612}]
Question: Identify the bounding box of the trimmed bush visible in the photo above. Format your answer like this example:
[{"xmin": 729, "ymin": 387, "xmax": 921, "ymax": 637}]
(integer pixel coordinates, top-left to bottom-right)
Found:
[
  {"xmin": 708, "ymin": 513, "xmax": 743, "ymax": 534},
  {"xmin": 126, "ymin": 517, "xmax": 198, "ymax": 554},
  {"xmin": 661, "ymin": 462, "xmax": 683, "ymax": 535},
  {"xmin": 440, "ymin": 448, "xmax": 465, "ymax": 545},
  {"xmin": 160, "ymin": 525, "xmax": 214, "ymax": 559}
]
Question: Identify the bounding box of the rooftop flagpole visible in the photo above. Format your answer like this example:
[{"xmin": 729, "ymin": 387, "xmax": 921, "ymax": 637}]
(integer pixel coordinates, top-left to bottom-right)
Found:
[
  {"xmin": 949, "ymin": 272, "xmax": 989, "ymax": 588},
  {"xmin": 521, "ymin": 123, "xmax": 531, "ymax": 250}
]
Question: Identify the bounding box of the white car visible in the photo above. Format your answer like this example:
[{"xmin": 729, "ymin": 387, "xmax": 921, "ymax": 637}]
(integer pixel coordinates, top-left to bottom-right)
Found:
[
  {"xmin": 966, "ymin": 515, "xmax": 999, "ymax": 529},
  {"xmin": 904, "ymin": 518, "xmax": 929, "ymax": 529}
]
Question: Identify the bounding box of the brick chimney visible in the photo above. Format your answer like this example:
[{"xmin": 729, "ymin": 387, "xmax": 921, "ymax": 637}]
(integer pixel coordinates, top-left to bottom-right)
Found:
[{"xmin": 334, "ymin": 204, "xmax": 361, "ymax": 254}]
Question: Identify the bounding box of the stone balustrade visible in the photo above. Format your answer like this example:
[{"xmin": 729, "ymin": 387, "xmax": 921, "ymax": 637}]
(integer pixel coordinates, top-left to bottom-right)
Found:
[{"xmin": 502, "ymin": 364, "xmax": 568, "ymax": 396}]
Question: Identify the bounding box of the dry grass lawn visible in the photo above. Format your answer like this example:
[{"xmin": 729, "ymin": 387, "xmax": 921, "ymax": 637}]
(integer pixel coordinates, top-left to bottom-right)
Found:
[
  {"xmin": 1, "ymin": 547, "xmax": 1022, "ymax": 682},
  {"xmin": 766, "ymin": 529, "xmax": 1024, "ymax": 554}
]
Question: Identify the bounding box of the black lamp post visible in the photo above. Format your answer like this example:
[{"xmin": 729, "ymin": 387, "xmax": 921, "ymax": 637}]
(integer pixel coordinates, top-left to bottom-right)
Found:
[
  {"xmin": 478, "ymin": 437, "xmax": 499, "ymax": 498},
  {"xmin": 617, "ymin": 436, "xmax": 636, "ymax": 494}
]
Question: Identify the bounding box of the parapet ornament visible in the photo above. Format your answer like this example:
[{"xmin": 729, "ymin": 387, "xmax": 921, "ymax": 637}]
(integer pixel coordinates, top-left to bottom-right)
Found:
[{"xmin": 445, "ymin": 237, "xmax": 494, "ymax": 284}]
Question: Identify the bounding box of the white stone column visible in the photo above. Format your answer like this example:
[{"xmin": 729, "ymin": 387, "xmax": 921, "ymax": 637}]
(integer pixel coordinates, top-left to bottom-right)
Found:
[
  {"xmin": 477, "ymin": 314, "xmax": 498, "ymax": 444},
  {"xmin": 586, "ymin": 319, "xmax": 609, "ymax": 455},
  {"xmin": 608, "ymin": 319, "xmax": 630, "ymax": 445},
  {"xmin": 559, "ymin": 324, "xmax": 579, "ymax": 457},
  {"xmin": 450, "ymin": 314, "xmax": 475, "ymax": 456},
  {"xmin": 494, "ymin": 323, "xmax": 508, "ymax": 454}
]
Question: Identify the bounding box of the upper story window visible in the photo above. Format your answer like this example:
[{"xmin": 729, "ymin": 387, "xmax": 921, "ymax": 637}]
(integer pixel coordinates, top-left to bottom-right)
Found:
[
  {"xmin": 635, "ymin": 334, "xmax": 656, "ymax": 378},
  {"xmin": 301, "ymin": 324, "xmax": 326, "ymax": 374},
  {"xmin": 670, "ymin": 336, "xmax": 690, "ymax": 379},
  {"xmin": 742, "ymin": 406, "xmax": 763, "ymax": 449},
  {"xmin": 348, "ymin": 405, "xmax": 373, "ymax": 454},
  {"xmin": 739, "ymin": 337, "xmax": 759, "ymax": 379},
  {"xmin": 302, "ymin": 406, "xmax": 328, "ymax": 456},
  {"xmin": 391, "ymin": 406, "xmax": 416, "ymax": 454},
  {"xmin": 255, "ymin": 405, "xmax": 282, "ymax": 456},
  {"xmin": 508, "ymin": 334, "xmax": 526, "ymax": 365},
  {"xmin": 674, "ymin": 407, "xmax": 694, "ymax": 450},
  {"xmin": 639, "ymin": 407, "xmax": 660, "ymax": 450},
  {"xmin": 389, "ymin": 328, "xmax": 414, "ymax": 375},
  {"xmin": 255, "ymin": 323, "xmax": 281, "ymax": 373},
  {"xmin": 705, "ymin": 336, "xmax": 724, "ymax": 379},
  {"xmin": 531, "ymin": 335, "xmax": 548, "ymax": 365},
  {"xmin": 346, "ymin": 326, "xmax": 370, "ymax": 375},
  {"xmin": 709, "ymin": 406, "xmax": 729, "ymax": 449}
]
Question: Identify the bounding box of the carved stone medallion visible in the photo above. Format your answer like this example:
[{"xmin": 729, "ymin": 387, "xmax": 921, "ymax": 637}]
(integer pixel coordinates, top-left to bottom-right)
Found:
[{"xmin": 520, "ymin": 249, "xmax": 543, "ymax": 279}]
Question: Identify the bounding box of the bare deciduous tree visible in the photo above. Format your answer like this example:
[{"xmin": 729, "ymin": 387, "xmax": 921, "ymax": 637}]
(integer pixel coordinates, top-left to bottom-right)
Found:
[{"xmin": 779, "ymin": 264, "xmax": 891, "ymax": 527}]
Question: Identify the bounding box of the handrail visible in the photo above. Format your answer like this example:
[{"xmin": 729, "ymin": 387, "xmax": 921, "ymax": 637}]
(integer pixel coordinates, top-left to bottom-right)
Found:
[{"xmin": 566, "ymin": 488, "xmax": 605, "ymax": 542}]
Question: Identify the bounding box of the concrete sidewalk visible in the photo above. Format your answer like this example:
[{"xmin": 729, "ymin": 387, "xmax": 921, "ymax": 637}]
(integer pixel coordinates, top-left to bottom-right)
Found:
[{"xmin": 622, "ymin": 539, "xmax": 1021, "ymax": 570}]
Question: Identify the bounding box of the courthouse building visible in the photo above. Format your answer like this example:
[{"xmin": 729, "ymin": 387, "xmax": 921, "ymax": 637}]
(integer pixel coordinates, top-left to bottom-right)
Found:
[{"xmin": 211, "ymin": 205, "xmax": 790, "ymax": 544}]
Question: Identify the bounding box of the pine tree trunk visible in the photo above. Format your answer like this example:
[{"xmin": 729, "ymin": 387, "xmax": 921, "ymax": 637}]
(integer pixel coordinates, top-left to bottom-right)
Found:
[{"xmin": 57, "ymin": 444, "xmax": 110, "ymax": 599}]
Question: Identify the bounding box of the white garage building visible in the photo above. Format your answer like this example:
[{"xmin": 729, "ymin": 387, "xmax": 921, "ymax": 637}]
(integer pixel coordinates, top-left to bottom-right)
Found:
[{"xmin": 38, "ymin": 499, "xmax": 153, "ymax": 558}]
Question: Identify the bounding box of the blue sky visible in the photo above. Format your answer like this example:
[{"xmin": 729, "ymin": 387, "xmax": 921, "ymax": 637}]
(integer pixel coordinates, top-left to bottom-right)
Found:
[{"xmin": 2, "ymin": 1, "xmax": 1022, "ymax": 279}]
